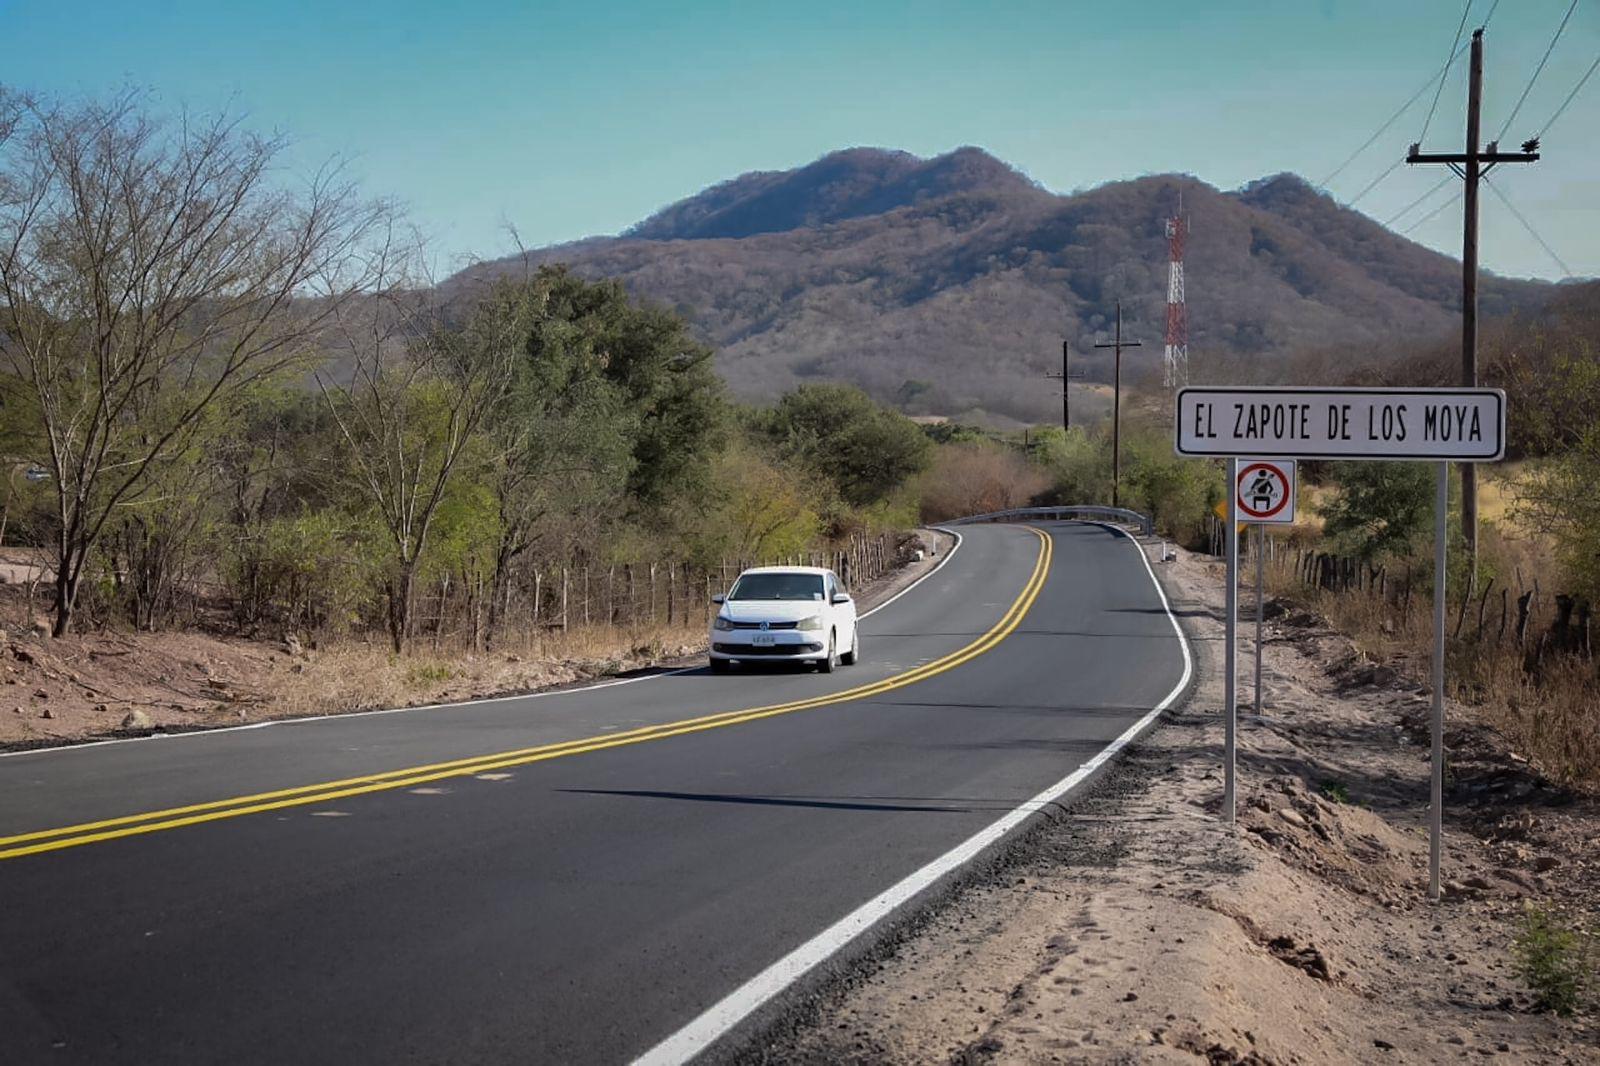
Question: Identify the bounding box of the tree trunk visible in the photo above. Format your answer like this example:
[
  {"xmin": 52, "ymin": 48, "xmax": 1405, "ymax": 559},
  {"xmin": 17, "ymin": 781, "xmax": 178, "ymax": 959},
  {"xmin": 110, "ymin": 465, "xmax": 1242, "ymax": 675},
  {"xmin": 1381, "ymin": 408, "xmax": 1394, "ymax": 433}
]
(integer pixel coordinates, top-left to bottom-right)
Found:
[
  {"xmin": 51, "ymin": 563, "xmax": 79, "ymax": 638},
  {"xmin": 387, "ymin": 564, "xmax": 416, "ymax": 654}
]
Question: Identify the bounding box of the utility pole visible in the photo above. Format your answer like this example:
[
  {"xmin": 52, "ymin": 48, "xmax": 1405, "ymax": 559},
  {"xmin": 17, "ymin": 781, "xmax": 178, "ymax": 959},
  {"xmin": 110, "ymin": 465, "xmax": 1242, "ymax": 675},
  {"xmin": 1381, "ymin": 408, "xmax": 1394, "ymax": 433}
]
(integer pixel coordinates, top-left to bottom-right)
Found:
[
  {"xmin": 1044, "ymin": 340, "xmax": 1087, "ymax": 431},
  {"xmin": 1093, "ymin": 301, "xmax": 1142, "ymax": 509},
  {"xmin": 1407, "ymin": 26, "xmax": 1538, "ymax": 584}
]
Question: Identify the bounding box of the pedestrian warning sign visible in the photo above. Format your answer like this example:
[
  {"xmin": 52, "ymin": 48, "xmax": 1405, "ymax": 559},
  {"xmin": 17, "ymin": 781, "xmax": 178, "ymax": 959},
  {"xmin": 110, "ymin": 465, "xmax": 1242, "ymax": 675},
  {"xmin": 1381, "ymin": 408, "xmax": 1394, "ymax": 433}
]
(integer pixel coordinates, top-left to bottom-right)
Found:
[{"xmin": 1235, "ymin": 459, "xmax": 1296, "ymax": 524}]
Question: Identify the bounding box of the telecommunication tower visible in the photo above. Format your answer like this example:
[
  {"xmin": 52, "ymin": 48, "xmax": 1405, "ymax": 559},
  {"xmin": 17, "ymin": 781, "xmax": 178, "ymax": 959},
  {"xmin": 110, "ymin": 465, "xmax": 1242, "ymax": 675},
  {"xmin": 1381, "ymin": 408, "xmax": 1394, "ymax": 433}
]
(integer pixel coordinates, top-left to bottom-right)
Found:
[{"xmin": 1163, "ymin": 204, "xmax": 1189, "ymax": 388}]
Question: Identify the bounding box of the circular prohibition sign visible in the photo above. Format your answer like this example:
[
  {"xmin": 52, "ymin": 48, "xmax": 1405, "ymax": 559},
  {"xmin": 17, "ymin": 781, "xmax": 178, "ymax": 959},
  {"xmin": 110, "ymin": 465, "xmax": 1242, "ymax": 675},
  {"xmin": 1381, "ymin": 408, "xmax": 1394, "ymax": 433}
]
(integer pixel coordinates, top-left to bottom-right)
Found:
[{"xmin": 1236, "ymin": 461, "xmax": 1291, "ymax": 521}]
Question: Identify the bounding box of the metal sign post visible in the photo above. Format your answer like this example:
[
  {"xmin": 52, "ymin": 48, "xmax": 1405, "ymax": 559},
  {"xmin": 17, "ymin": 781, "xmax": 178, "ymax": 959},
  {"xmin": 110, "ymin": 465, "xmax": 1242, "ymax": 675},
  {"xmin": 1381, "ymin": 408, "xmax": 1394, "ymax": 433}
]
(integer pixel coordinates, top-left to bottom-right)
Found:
[
  {"xmin": 1176, "ymin": 387, "xmax": 1505, "ymax": 899},
  {"xmin": 1432, "ymin": 462, "xmax": 1448, "ymax": 901},
  {"xmin": 1233, "ymin": 458, "xmax": 1296, "ymax": 723},
  {"xmin": 1256, "ymin": 524, "xmax": 1265, "ymax": 719},
  {"xmin": 1224, "ymin": 457, "xmax": 1238, "ymax": 824}
]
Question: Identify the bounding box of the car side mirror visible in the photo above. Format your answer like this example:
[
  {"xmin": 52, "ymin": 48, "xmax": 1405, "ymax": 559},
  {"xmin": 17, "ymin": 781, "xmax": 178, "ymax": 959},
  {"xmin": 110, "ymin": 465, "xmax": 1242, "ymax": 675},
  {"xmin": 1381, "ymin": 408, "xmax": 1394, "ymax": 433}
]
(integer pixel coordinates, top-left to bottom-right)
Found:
[
  {"xmin": 831, "ymin": 593, "xmax": 851, "ymax": 605},
  {"xmin": 711, "ymin": 594, "xmax": 725, "ymax": 605}
]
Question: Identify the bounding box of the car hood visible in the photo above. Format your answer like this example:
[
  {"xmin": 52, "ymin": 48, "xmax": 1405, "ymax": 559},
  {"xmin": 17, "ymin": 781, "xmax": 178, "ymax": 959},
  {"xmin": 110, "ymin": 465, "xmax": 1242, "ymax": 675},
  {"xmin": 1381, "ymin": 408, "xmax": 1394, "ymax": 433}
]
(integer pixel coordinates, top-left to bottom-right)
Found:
[{"xmin": 718, "ymin": 601, "xmax": 825, "ymax": 624}]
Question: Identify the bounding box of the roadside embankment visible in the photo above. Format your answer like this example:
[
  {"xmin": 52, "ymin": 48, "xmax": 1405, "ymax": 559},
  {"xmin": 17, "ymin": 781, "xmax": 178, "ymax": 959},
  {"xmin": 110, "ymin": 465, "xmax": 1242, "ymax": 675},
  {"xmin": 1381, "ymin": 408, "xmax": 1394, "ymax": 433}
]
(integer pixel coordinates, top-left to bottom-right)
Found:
[
  {"xmin": 756, "ymin": 538, "xmax": 1598, "ymax": 1065},
  {"xmin": 0, "ymin": 529, "xmax": 954, "ymax": 750}
]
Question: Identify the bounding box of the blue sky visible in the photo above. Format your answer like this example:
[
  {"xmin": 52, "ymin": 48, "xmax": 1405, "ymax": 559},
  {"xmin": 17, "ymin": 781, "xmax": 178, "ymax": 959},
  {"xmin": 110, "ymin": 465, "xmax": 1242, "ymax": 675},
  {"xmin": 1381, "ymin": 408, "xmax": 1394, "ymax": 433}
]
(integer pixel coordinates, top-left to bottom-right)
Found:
[{"xmin": 4, "ymin": 0, "xmax": 1597, "ymax": 279}]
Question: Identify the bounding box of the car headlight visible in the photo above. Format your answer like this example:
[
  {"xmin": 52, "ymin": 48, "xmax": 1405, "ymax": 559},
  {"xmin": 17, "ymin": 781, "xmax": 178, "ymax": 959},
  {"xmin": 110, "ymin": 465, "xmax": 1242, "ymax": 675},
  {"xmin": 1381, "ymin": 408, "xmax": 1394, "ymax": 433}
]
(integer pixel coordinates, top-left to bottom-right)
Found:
[
  {"xmin": 713, "ymin": 615, "xmax": 734, "ymax": 631},
  {"xmin": 796, "ymin": 614, "xmax": 823, "ymax": 632}
]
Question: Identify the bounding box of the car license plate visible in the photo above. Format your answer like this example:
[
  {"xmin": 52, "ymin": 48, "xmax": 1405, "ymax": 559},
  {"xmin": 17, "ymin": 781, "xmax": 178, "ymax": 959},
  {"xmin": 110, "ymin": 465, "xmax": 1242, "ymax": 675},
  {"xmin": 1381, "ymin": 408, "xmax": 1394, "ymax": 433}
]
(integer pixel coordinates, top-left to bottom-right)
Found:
[{"xmin": 752, "ymin": 633, "xmax": 776, "ymax": 647}]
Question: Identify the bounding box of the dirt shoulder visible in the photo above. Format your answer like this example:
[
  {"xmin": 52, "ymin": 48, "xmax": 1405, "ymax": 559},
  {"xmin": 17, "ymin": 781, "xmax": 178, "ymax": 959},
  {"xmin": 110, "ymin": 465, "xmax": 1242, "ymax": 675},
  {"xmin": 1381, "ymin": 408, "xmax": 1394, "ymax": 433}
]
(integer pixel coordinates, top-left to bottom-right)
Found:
[
  {"xmin": 0, "ymin": 529, "xmax": 955, "ymax": 751},
  {"xmin": 754, "ymin": 539, "xmax": 1599, "ymax": 1064}
]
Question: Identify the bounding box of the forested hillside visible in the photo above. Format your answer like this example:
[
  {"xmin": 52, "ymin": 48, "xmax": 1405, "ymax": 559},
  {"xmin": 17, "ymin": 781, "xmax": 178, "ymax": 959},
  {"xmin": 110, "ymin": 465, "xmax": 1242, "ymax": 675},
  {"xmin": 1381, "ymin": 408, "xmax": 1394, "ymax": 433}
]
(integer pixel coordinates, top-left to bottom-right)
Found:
[{"xmin": 451, "ymin": 147, "xmax": 1555, "ymax": 424}]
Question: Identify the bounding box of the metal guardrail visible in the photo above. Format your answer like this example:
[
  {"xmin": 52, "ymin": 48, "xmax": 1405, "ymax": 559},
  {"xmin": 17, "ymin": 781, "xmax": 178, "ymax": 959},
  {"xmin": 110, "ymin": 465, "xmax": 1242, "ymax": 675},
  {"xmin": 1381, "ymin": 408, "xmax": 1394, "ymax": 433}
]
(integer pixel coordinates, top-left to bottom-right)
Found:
[{"xmin": 948, "ymin": 505, "xmax": 1154, "ymax": 537}]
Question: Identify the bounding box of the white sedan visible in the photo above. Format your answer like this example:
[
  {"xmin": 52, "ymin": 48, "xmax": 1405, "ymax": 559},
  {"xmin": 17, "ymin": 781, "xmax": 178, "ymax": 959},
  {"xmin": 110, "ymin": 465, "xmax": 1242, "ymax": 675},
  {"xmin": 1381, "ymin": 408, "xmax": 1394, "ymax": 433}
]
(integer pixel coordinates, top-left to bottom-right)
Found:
[{"xmin": 708, "ymin": 566, "xmax": 859, "ymax": 673}]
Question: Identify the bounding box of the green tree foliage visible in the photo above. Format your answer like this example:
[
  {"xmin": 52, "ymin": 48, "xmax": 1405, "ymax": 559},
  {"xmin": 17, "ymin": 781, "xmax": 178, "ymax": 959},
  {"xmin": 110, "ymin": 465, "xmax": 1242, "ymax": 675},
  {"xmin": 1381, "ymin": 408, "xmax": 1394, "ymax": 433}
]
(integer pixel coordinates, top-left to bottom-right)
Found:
[
  {"xmin": 1030, "ymin": 425, "xmax": 1112, "ymax": 505},
  {"xmin": 691, "ymin": 445, "xmax": 823, "ymax": 564},
  {"xmin": 761, "ymin": 383, "xmax": 930, "ymax": 507},
  {"xmin": 522, "ymin": 267, "xmax": 724, "ymax": 513},
  {"xmin": 320, "ymin": 278, "xmax": 528, "ymax": 652},
  {"xmin": 1317, "ymin": 462, "xmax": 1435, "ymax": 563},
  {"xmin": 0, "ymin": 89, "xmax": 388, "ymax": 636},
  {"xmin": 1517, "ymin": 357, "xmax": 1600, "ymax": 601},
  {"xmin": 1121, "ymin": 429, "xmax": 1224, "ymax": 546}
]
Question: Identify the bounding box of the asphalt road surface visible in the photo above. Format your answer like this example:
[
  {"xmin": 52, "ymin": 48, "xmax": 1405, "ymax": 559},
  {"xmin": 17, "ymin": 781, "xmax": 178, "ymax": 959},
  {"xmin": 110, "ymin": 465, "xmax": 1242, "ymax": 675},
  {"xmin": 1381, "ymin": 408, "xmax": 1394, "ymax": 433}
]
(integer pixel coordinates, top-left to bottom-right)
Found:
[{"xmin": 0, "ymin": 522, "xmax": 1190, "ymax": 1065}]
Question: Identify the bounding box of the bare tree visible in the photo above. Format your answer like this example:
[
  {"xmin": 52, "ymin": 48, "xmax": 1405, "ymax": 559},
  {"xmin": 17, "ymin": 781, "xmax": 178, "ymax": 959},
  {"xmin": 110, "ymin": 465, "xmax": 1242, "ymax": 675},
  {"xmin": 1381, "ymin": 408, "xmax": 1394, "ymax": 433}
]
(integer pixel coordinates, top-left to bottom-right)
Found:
[
  {"xmin": 0, "ymin": 88, "xmax": 390, "ymax": 635},
  {"xmin": 318, "ymin": 257, "xmax": 528, "ymax": 653}
]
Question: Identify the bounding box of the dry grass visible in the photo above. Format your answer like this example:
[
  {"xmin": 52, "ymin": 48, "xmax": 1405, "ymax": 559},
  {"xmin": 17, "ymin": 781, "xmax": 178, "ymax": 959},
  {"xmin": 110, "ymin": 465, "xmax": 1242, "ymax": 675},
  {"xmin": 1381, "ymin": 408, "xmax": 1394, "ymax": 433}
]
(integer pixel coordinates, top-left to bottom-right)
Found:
[
  {"xmin": 261, "ymin": 621, "xmax": 708, "ymax": 721},
  {"xmin": 1266, "ymin": 556, "xmax": 1599, "ymax": 790}
]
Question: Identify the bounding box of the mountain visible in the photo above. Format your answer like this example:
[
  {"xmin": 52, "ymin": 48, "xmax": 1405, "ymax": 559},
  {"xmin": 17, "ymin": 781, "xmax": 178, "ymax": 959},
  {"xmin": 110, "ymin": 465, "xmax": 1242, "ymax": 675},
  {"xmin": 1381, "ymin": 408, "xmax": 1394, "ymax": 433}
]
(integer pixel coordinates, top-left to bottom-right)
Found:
[{"xmin": 449, "ymin": 147, "xmax": 1555, "ymax": 424}]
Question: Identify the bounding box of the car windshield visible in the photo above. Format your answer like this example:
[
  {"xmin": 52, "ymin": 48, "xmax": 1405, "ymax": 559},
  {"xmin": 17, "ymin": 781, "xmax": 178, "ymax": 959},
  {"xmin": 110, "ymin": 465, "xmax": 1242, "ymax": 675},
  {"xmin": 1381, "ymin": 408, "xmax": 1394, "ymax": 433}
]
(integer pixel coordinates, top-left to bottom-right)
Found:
[{"xmin": 728, "ymin": 572, "xmax": 825, "ymax": 602}]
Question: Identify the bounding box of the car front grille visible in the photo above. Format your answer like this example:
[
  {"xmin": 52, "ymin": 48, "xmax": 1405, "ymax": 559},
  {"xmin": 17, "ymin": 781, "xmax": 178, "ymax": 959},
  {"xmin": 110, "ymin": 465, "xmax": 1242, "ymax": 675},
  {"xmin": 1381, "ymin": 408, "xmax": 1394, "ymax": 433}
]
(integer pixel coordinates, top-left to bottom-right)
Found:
[
  {"xmin": 713, "ymin": 642, "xmax": 823, "ymax": 656},
  {"xmin": 725, "ymin": 620, "xmax": 799, "ymax": 630}
]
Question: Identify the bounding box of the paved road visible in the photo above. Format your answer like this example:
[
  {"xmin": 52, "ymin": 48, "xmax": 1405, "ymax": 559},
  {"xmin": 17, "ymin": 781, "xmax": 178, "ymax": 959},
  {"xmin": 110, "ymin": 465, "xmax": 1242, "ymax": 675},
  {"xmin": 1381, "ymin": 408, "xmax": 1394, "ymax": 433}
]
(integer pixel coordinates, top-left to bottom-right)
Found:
[{"xmin": 0, "ymin": 523, "xmax": 1188, "ymax": 1065}]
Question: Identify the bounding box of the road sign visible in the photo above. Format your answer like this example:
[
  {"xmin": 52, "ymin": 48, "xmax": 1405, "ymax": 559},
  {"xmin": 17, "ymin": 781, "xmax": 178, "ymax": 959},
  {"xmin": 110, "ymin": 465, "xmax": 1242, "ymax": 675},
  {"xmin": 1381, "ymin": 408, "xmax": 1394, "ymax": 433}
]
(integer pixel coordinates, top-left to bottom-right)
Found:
[
  {"xmin": 1176, "ymin": 387, "xmax": 1505, "ymax": 461},
  {"xmin": 1178, "ymin": 386, "xmax": 1507, "ymax": 901},
  {"xmin": 1236, "ymin": 459, "xmax": 1295, "ymax": 524}
]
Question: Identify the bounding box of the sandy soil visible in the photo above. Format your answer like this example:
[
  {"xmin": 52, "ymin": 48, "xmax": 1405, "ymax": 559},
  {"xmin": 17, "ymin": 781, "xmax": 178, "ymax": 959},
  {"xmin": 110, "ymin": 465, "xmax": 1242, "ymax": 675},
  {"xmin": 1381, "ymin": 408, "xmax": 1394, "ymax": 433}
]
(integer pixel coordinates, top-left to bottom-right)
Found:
[
  {"xmin": 757, "ymin": 539, "xmax": 1599, "ymax": 1065},
  {"xmin": 0, "ymin": 529, "xmax": 954, "ymax": 750}
]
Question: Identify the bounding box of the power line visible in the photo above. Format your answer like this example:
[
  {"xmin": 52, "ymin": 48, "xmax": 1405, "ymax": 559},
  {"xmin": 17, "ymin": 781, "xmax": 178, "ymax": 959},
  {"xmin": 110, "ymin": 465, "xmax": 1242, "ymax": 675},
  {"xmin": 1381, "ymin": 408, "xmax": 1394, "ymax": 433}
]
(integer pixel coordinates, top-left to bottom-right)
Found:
[
  {"xmin": 1496, "ymin": 0, "xmax": 1579, "ymax": 142},
  {"xmin": 1347, "ymin": 158, "xmax": 1405, "ymax": 208},
  {"xmin": 1483, "ymin": 175, "xmax": 1573, "ymax": 277},
  {"xmin": 1383, "ymin": 175, "xmax": 1454, "ymax": 227},
  {"xmin": 1536, "ymin": 49, "xmax": 1600, "ymax": 137},
  {"xmin": 1403, "ymin": 189, "xmax": 1462, "ymax": 234},
  {"xmin": 1420, "ymin": 0, "xmax": 1476, "ymax": 144},
  {"xmin": 1319, "ymin": 38, "xmax": 1472, "ymax": 188},
  {"xmin": 1320, "ymin": 0, "xmax": 1504, "ymax": 194}
]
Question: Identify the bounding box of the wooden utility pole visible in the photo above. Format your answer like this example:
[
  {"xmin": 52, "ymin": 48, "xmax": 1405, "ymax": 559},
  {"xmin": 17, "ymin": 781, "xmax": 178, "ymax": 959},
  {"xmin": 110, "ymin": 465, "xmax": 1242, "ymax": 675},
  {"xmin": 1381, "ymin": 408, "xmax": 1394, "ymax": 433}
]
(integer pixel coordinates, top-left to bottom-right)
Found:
[
  {"xmin": 1407, "ymin": 27, "xmax": 1538, "ymax": 584},
  {"xmin": 1094, "ymin": 301, "xmax": 1142, "ymax": 508},
  {"xmin": 1043, "ymin": 340, "xmax": 1087, "ymax": 431}
]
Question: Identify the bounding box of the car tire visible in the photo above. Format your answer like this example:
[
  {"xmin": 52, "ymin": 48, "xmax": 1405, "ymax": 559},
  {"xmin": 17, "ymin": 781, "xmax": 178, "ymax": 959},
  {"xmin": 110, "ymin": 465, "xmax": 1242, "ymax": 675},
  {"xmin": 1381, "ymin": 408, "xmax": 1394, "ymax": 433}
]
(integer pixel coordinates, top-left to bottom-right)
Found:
[
  {"xmin": 818, "ymin": 631, "xmax": 838, "ymax": 674},
  {"xmin": 840, "ymin": 630, "xmax": 858, "ymax": 666},
  {"xmin": 709, "ymin": 657, "xmax": 730, "ymax": 675}
]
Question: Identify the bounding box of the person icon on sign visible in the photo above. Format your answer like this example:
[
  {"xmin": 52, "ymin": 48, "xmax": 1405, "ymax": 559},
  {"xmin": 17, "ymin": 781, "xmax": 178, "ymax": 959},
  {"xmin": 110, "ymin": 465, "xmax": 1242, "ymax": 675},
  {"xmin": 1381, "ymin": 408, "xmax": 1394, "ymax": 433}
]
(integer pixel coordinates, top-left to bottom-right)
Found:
[{"xmin": 1249, "ymin": 471, "xmax": 1277, "ymax": 513}]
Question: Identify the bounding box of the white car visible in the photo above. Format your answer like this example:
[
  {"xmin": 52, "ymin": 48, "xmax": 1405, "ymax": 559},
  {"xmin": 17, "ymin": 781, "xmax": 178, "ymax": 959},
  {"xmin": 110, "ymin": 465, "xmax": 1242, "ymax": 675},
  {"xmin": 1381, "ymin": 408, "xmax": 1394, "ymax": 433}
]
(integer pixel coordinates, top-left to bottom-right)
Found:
[{"xmin": 709, "ymin": 566, "xmax": 859, "ymax": 673}]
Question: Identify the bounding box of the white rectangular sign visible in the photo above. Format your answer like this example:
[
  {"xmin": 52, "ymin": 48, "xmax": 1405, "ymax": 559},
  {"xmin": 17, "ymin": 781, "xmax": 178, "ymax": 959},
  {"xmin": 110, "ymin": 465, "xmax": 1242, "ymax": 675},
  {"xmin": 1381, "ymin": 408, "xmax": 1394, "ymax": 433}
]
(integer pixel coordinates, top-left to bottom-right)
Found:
[
  {"xmin": 1237, "ymin": 458, "xmax": 1296, "ymax": 524},
  {"xmin": 1176, "ymin": 387, "xmax": 1505, "ymax": 460}
]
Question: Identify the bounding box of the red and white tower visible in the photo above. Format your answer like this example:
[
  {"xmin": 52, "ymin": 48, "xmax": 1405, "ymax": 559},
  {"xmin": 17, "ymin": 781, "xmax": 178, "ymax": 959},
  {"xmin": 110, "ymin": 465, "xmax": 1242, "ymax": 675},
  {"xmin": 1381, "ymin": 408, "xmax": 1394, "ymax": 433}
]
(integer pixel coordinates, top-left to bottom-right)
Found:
[{"xmin": 1163, "ymin": 208, "xmax": 1188, "ymax": 388}]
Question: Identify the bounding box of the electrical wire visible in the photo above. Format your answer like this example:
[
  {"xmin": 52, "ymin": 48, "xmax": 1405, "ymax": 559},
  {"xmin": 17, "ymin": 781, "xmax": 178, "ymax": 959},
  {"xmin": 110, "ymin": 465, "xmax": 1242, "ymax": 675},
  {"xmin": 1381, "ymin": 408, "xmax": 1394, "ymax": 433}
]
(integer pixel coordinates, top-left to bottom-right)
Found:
[
  {"xmin": 1535, "ymin": 49, "xmax": 1600, "ymax": 137},
  {"xmin": 1347, "ymin": 158, "xmax": 1405, "ymax": 209},
  {"xmin": 1403, "ymin": 189, "xmax": 1462, "ymax": 234},
  {"xmin": 1420, "ymin": 0, "xmax": 1476, "ymax": 145},
  {"xmin": 1383, "ymin": 175, "xmax": 1455, "ymax": 227},
  {"xmin": 1496, "ymin": 0, "xmax": 1579, "ymax": 142},
  {"xmin": 1319, "ymin": 37, "xmax": 1472, "ymax": 188},
  {"xmin": 1483, "ymin": 176, "xmax": 1574, "ymax": 277}
]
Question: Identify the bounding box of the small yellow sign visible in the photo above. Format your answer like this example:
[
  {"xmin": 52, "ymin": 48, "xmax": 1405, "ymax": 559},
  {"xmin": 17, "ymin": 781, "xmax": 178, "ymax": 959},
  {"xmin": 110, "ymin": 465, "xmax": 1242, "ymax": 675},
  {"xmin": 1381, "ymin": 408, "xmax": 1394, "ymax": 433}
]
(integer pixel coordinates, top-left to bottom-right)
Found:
[{"xmin": 1213, "ymin": 500, "xmax": 1245, "ymax": 534}]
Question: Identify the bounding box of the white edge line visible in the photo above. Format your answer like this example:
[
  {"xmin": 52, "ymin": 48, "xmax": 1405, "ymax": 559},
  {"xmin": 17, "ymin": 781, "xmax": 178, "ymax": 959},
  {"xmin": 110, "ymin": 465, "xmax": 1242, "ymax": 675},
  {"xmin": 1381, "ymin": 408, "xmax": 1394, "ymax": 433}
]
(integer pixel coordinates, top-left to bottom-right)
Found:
[
  {"xmin": 857, "ymin": 525, "xmax": 961, "ymax": 620},
  {"xmin": 0, "ymin": 528, "xmax": 964, "ymax": 761},
  {"xmin": 631, "ymin": 523, "xmax": 1192, "ymax": 1066}
]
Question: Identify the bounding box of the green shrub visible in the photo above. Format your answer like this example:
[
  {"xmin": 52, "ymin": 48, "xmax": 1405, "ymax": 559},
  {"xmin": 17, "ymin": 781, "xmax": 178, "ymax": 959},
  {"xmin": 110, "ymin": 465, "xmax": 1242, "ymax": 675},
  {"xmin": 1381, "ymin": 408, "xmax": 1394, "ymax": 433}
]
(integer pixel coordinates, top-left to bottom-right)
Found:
[
  {"xmin": 404, "ymin": 661, "xmax": 455, "ymax": 687},
  {"xmin": 1514, "ymin": 906, "xmax": 1592, "ymax": 1016}
]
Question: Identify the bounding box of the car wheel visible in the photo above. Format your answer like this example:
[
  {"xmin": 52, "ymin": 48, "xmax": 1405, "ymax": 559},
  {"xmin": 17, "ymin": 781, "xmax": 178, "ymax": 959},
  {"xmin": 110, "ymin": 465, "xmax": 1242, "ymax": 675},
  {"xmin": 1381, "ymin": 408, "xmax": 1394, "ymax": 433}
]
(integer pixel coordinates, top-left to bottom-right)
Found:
[
  {"xmin": 818, "ymin": 631, "xmax": 838, "ymax": 673},
  {"xmin": 709, "ymin": 657, "xmax": 729, "ymax": 674},
  {"xmin": 840, "ymin": 629, "xmax": 858, "ymax": 666}
]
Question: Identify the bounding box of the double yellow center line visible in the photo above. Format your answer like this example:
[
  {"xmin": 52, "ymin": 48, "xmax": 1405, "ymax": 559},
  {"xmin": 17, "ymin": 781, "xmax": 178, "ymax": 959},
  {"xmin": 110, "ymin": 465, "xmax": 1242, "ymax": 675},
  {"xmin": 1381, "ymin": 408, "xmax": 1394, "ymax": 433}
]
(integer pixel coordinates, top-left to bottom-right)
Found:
[{"xmin": 0, "ymin": 528, "xmax": 1051, "ymax": 862}]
